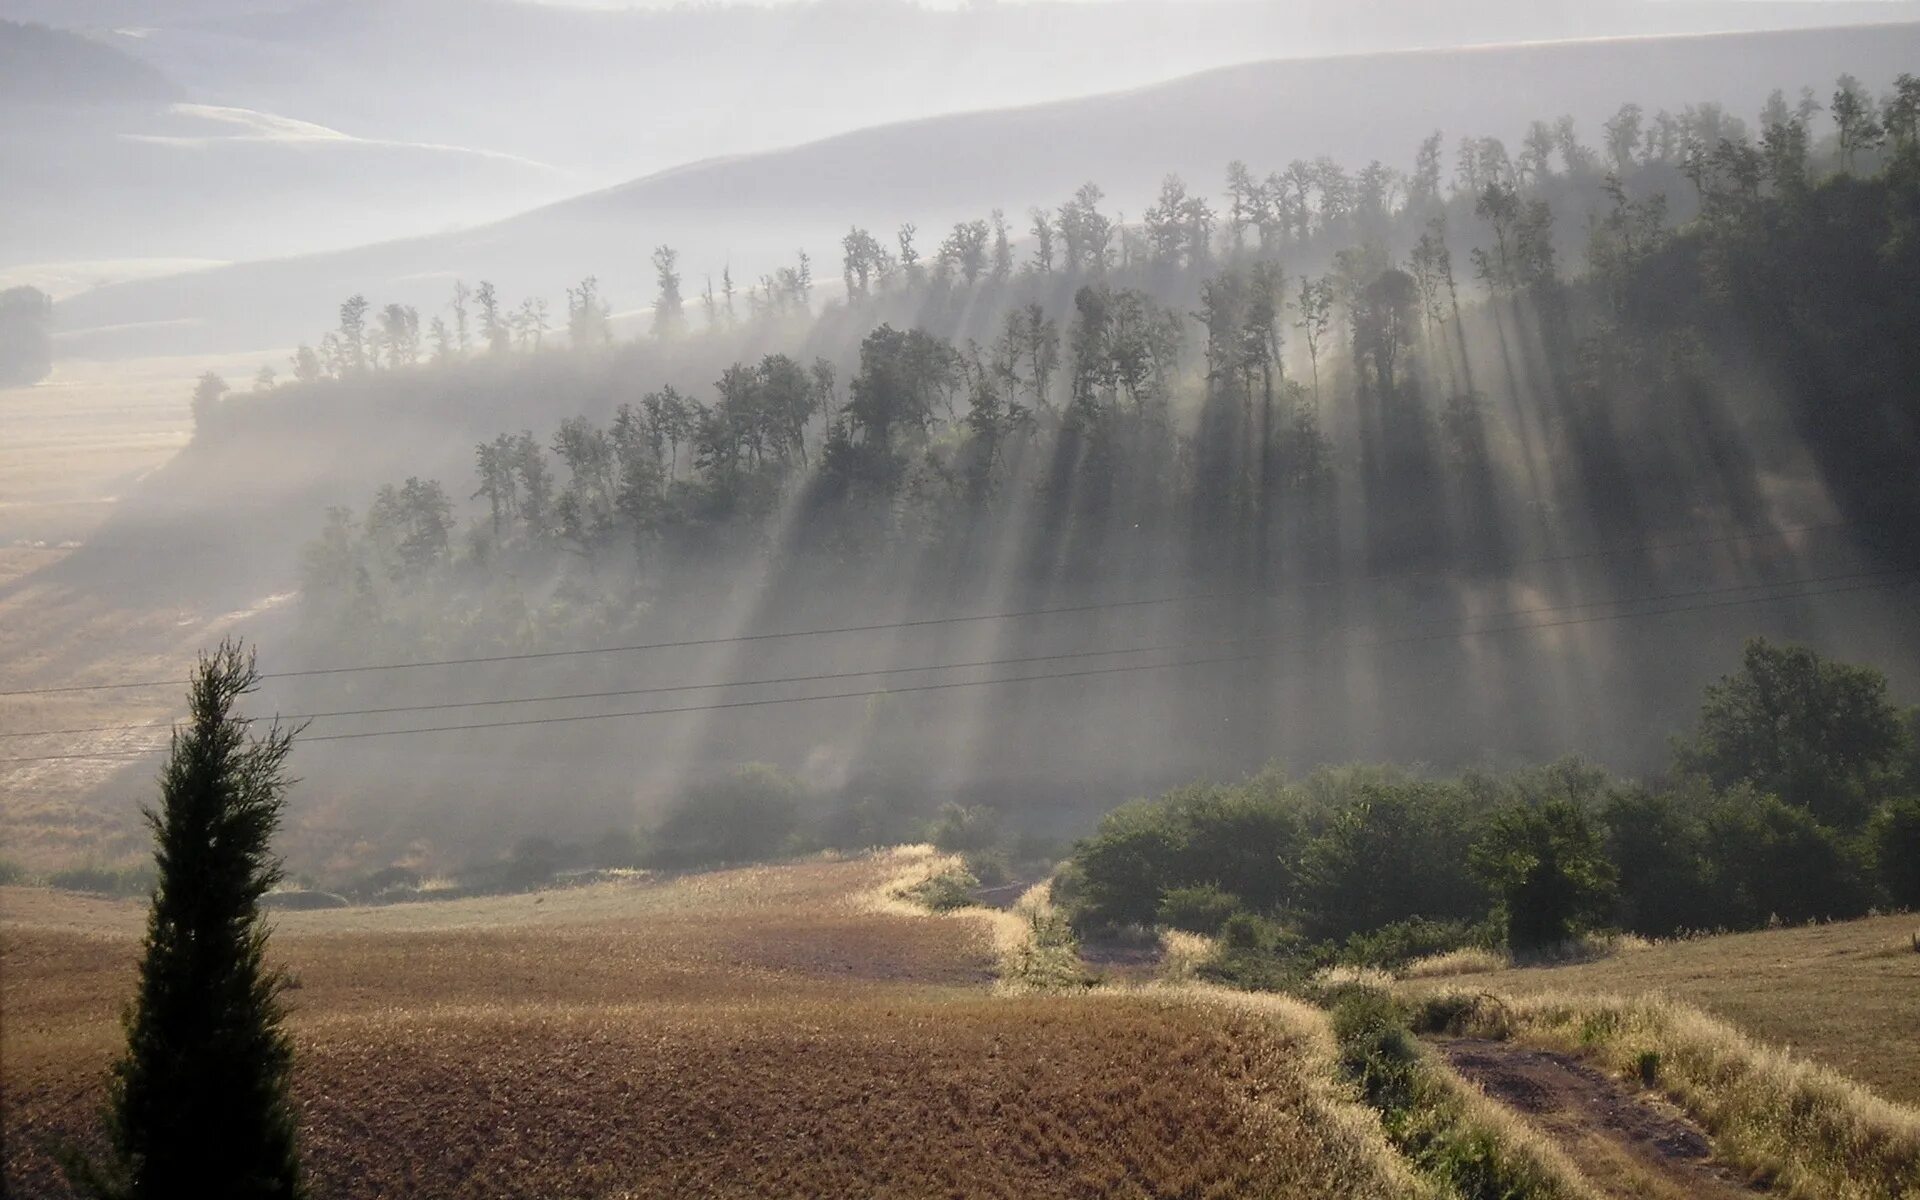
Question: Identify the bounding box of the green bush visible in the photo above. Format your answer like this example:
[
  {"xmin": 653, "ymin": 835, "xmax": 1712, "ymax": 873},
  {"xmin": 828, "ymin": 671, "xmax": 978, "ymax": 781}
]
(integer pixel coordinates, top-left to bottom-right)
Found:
[
  {"xmin": 1701, "ymin": 788, "xmax": 1872, "ymax": 926},
  {"xmin": 1297, "ymin": 782, "xmax": 1487, "ymax": 940},
  {"xmin": 1603, "ymin": 786, "xmax": 1715, "ymax": 937},
  {"xmin": 1868, "ymin": 795, "xmax": 1920, "ymax": 909},
  {"xmin": 1338, "ymin": 917, "xmax": 1493, "ymax": 969},
  {"xmin": 1194, "ymin": 912, "xmax": 1318, "ymax": 992},
  {"xmin": 964, "ymin": 848, "xmax": 1011, "ymax": 887},
  {"xmin": 1157, "ymin": 883, "xmax": 1242, "ymax": 935},
  {"xmin": 0, "ymin": 857, "xmax": 25, "ymax": 886},
  {"xmin": 1070, "ymin": 769, "xmax": 1301, "ymax": 928},
  {"xmin": 905, "ymin": 868, "xmax": 978, "ymax": 912},
  {"xmin": 1471, "ymin": 800, "xmax": 1617, "ymax": 951},
  {"xmin": 928, "ymin": 802, "xmax": 1001, "ymax": 854}
]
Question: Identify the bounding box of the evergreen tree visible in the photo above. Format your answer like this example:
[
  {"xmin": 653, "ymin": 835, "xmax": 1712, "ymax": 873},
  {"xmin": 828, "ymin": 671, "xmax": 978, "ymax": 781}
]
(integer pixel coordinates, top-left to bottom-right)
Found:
[{"xmin": 65, "ymin": 643, "xmax": 305, "ymax": 1200}]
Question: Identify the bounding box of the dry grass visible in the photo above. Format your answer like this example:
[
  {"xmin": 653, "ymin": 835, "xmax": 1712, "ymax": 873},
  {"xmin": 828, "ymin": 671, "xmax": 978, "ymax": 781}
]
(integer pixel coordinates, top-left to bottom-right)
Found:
[
  {"xmin": 0, "ymin": 354, "xmax": 291, "ymax": 869},
  {"xmin": 1426, "ymin": 913, "xmax": 1920, "ymax": 1105},
  {"xmin": 1404, "ymin": 1040, "xmax": 1609, "ymax": 1200},
  {"xmin": 2, "ymin": 855, "xmax": 1431, "ymax": 1199},
  {"xmin": 1403, "ymin": 946, "xmax": 1510, "ymax": 978},
  {"xmin": 1157, "ymin": 929, "xmax": 1214, "ymax": 983},
  {"xmin": 1417, "ymin": 989, "xmax": 1920, "ymax": 1200}
]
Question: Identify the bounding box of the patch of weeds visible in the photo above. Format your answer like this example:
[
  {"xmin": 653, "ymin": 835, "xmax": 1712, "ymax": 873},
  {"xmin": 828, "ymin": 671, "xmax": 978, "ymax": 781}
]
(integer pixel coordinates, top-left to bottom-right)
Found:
[
  {"xmin": 1330, "ymin": 989, "xmax": 1586, "ymax": 1199},
  {"xmin": 1004, "ymin": 900, "xmax": 1094, "ymax": 990},
  {"xmin": 904, "ymin": 867, "xmax": 980, "ymax": 912}
]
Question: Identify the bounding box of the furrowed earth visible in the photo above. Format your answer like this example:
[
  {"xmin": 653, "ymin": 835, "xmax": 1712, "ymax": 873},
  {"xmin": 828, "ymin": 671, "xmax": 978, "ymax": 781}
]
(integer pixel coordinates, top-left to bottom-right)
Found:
[{"xmin": 2, "ymin": 856, "xmax": 1406, "ymax": 1200}]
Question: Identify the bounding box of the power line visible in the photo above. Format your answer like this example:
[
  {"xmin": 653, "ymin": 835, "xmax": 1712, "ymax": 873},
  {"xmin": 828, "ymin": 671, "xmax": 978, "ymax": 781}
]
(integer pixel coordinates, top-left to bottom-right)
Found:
[
  {"xmin": 3, "ymin": 568, "xmax": 1908, "ymax": 766},
  {"xmin": 0, "ymin": 518, "xmax": 1868, "ymax": 700},
  {"xmin": 0, "ymin": 565, "xmax": 1902, "ymax": 743}
]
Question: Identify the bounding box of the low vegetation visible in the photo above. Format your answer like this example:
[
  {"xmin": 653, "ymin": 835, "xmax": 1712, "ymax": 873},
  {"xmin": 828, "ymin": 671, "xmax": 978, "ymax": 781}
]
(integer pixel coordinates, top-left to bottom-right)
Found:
[
  {"xmin": 1329, "ymin": 988, "xmax": 1603, "ymax": 1200},
  {"xmin": 1412, "ymin": 990, "xmax": 1920, "ymax": 1200},
  {"xmin": 1061, "ymin": 639, "xmax": 1918, "ymax": 989}
]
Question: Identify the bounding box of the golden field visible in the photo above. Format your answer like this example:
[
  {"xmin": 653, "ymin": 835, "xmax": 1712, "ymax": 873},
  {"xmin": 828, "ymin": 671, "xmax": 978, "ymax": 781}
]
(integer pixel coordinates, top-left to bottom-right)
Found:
[
  {"xmin": 0, "ymin": 355, "xmax": 289, "ymax": 870},
  {"xmin": 1417, "ymin": 914, "xmax": 1920, "ymax": 1107},
  {"xmin": 2, "ymin": 855, "xmax": 1421, "ymax": 1199}
]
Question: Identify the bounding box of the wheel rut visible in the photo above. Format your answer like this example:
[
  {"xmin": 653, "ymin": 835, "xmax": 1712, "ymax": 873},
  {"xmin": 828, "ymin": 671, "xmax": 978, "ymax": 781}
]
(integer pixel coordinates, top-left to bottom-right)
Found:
[{"xmin": 1433, "ymin": 1036, "xmax": 1768, "ymax": 1199}]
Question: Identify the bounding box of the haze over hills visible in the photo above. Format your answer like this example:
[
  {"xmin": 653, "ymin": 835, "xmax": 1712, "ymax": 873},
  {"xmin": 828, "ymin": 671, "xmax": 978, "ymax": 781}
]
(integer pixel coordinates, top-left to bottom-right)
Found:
[
  {"xmin": 51, "ymin": 19, "xmax": 1920, "ymax": 357},
  {"xmin": 6, "ymin": 0, "xmax": 1920, "ymax": 279}
]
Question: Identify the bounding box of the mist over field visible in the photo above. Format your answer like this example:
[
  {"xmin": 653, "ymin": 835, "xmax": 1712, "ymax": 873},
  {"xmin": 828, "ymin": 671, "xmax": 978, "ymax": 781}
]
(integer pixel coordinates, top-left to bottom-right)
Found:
[
  {"xmin": 1, "ymin": 0, "xmax": 1917, "ymax": 872},
  {"xmin": 8, "ymin": 4, "xmax": 1920, "ymax": 1199}
]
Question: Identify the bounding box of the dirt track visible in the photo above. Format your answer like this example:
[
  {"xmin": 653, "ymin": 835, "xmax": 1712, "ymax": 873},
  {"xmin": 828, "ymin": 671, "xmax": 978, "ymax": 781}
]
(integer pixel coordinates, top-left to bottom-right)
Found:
[{"xmin": 1435, "ymin": 1037, "xmax": 1765, "ymax": 1199}]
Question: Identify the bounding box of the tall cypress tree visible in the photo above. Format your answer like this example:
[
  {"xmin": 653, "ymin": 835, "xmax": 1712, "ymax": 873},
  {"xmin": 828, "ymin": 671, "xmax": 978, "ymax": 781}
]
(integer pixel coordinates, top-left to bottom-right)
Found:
[{"xmin": 66, "ymin": 642, "xmax": 306, "ymax": 1200}]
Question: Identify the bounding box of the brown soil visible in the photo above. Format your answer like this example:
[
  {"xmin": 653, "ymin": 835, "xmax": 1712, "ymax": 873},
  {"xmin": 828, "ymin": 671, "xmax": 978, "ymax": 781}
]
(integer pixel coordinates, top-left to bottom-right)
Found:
[{"xmin": 1435, "ymin": 1037, "xmax": 1767, "ymax": 1199}]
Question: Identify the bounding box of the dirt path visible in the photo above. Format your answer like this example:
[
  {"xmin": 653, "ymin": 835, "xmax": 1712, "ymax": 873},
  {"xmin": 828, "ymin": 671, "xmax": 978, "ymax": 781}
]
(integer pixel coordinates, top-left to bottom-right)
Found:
[{"xmin": 1434, "ymin": 1037, "xmax": 1764, "ymax": 1199}]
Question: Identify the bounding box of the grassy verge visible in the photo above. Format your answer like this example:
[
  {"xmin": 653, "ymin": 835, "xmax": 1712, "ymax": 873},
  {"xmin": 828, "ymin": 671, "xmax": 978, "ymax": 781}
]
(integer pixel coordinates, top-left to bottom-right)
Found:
[
  {"xmin": 1328, "ymin": 989, "xmax": 1604, "ymax": 1200},
  {"xmin": 869, "ymin": 847, "xmax": 1090, "ymax": 990},
  {"xmin": 1411, "ymin": 990, "xmax": 1920, "ymax": 1200}
]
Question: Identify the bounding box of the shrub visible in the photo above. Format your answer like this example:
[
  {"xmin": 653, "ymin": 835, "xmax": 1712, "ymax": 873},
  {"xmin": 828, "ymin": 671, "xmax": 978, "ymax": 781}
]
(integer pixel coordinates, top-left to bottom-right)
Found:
[
  {"xmin": 1339, "ymin": 917, "xmax": 1494, "ymax": 970},
  {"xmin": 648, "ymin": 763, "xmax": 805, "ymax": 869},
  {"xmin": 1603, "ymin": 786, "xmax": 1714, "ymax": 937},
  {"xmin": 1701, "ymin": 788, "xmax": 1872, "ymax": 926},
  {"xmin": 1297, "ymin": 782, "xmax": 1486, "ymax": 940},
  {"xmin": 1219, "ymin": 910, "xmax": 1281, "ymax": 953},
  {"xmin": 1070, "ymin": 769, "xmax": 1302, "ymax": 928},
  {"xmin": 0, "ymin": 857, "xmax": 25, "ymax": 885},
  {"xmin": 1868, "ymin": 795, "xmax": 1920, "ymax": 909},
  {"xmin": 1471, "ymin": 800, "xmax": 1617, "ymax": 952},
  {"xmin": 1157, "ymin": 883, "xmax": 1242, "ymax": 935},
  {"xmin": 1196, "ymin": 912, "xmax": 1318, "ymax": 992},
  {"xmin": 928, "ymin": 802, "xmax": 1001, "ymax": 854},
  {"xmin": 965, "ymin": 848, "xmax": 1011, "ymax": 887},
  {"xmin": 904, "ymin": 868, "xmax": 978, "ymax": 912}
]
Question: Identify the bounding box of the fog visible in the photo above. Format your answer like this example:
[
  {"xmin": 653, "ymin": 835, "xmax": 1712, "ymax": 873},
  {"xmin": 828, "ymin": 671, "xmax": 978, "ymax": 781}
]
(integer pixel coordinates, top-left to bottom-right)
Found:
[{"xmin": 3, "ymin": 1, "xmax": 1919, "ymax": 885}]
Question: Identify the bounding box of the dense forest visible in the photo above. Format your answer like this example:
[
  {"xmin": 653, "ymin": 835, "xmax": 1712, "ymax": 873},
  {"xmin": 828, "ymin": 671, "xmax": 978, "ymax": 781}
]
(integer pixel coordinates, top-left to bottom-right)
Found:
[{"xmin": 171, "ymin": 71, "xmax": 1920, "ymax": 870}]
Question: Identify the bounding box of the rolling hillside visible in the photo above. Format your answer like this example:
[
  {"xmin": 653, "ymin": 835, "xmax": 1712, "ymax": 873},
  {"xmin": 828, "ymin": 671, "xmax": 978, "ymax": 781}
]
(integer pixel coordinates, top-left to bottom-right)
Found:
[{"xmin": 52, "ymin": 20, "xmax": 1920, "ymax": 358}]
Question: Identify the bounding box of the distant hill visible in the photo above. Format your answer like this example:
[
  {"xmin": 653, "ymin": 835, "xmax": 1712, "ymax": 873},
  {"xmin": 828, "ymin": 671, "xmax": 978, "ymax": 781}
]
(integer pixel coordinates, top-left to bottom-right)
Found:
[
  {"xmin": 0, "ymin": 19, "xmax": 178, "ymax": 106},
  {"xmin": 53, "ymin": 20, "xmax": 1920, "ymax": 358}
]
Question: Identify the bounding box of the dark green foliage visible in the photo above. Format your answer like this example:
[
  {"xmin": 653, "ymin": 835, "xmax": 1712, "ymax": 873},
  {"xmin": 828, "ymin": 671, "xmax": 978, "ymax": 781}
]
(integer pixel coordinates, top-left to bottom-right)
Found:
[
  {"xmin": 1701, "ymin": 788, "xmax": 1870, "ymax": 926},
  {"xmin": 1156, "ymin": 883, "xmax": 1241, "ymax": 935},
  {"xmin": 964, "ymin": 849, "xmax": 1011, "ymax": 887},
  {"xmin": 646, "ymin": 763, "xmax": 805, "ymax": 869},
  {"xmin": 1070, "ymin": 771, "xmax": 1301, "ymax": 928},
  {"xmin": 1297, "ymin": 782, "xmax": 1485, "ymax": 940},
  {"xmin": 1472, "ymin": 800, "xmax": 1617, "ymax": 951},
  {"xmin": 1602, "ymin": 787, "xmax": 1714, "ymax": 936},
  {"xmin": 1337, "ymin": 917, "xmax": 1495, "ymax": 970},
  {"xmin": 1675, "ymin": 638, "xmax": 1912, "ymax": 828},
  {"xmin": 64, "ymin": 643, "xmax": 305, "ymax": 1200},
  {"xmin": 1331, "ymin": 989, "xmax": 1574, "ymax": 1199},
  {"xmin": 0, "ymin": 856, "xmax": 25, "ymax": 885},
  {"xmin": 1330, "ymin": 990, "xmax": 1421, "ymax": 1112},
  {"xmin": 1196, "ymin": 912, "xmax": 1314, "ymax": 991},
  {"xmin": 1869, "ymin": 796, "xmax": 1920, "ymax": 909},
  {"xmin": 905, "ymin": 868, "xmax": 979, "ymax": 912},
  {"xmin": 928, "ymin": 802, "xmax": 1001, "ymax": 854}
]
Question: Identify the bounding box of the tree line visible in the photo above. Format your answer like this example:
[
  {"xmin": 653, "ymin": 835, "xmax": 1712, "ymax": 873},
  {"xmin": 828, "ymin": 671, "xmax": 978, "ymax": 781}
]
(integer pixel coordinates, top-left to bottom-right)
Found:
[{"xmin": 1061, "ymin": 638, "xmax": 1920, "ymax": 970}]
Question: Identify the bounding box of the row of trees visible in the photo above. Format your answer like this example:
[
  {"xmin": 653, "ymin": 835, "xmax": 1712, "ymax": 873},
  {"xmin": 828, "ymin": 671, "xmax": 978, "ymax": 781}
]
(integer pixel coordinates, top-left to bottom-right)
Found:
[
  {"xmin": 1066, "ymin": 639, "xmax": 1920, "ymax": 955},
  {"xmin": 245, "ymin": 71, "xmax": 1918, "ymax": 393},
  {"xmin": 283, "ymin": 69, "xmax": 1920, "ymax": 660}
]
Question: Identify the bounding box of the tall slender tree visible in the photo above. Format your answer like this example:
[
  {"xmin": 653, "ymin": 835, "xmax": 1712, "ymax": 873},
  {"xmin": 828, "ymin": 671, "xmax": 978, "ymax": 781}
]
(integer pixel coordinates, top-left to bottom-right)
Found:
[{"xmin": 65, "ymin": 644, "xmax": 305, "ymax": 1200}]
